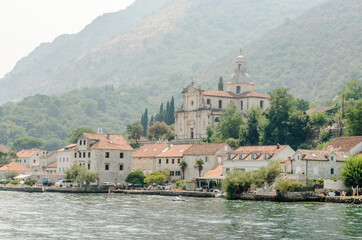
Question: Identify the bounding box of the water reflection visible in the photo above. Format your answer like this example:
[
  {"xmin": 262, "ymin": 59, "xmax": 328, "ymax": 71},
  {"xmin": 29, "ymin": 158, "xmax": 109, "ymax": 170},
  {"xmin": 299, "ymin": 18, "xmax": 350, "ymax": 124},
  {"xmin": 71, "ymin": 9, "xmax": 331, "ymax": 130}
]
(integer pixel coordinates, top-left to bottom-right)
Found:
[{"xmin": 0, "ymin": 192, "xmax": 361, "ymax": 239}]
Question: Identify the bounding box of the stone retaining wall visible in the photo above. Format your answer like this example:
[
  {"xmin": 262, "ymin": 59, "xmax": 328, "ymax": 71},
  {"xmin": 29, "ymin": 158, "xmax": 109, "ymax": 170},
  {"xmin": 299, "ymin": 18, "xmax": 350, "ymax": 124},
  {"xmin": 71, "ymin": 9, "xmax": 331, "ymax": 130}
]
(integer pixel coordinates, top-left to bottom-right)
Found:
[{"xmin": 114, "ymin": 190, "xmax": 215, "ymax": 198}]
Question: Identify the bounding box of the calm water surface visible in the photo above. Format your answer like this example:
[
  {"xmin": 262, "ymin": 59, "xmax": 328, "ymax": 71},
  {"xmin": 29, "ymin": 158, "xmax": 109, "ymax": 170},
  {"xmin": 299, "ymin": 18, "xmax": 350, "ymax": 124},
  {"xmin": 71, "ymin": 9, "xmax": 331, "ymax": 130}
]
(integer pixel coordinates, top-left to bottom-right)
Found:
[{"xmin": 0, "ymin": 191, "xmax": 361, "ymax": 239}]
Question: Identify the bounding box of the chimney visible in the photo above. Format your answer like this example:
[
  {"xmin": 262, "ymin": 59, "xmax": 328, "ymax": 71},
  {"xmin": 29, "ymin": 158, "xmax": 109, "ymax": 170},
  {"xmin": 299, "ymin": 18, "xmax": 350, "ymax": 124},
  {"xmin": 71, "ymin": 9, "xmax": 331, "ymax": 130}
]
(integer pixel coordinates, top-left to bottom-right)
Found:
[
  {"xmin": 277, "ymin": 143, "xmax": 280, "ymax": 149},
  {"xmin": 106, "ymin": 134, "xmax": 110, "ymax": 140}
]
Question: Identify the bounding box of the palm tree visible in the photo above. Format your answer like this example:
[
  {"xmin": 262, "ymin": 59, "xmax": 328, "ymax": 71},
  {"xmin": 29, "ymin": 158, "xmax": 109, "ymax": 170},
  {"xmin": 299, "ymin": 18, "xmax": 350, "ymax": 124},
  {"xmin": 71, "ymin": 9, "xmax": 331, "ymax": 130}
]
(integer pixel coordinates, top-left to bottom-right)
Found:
[
  {"xmin": 179, "ymin": 161, "xmax": 187, "ymax": 179},
  {"xmin": 195, "ymin": 159, "xmax": 204, "ymax": 177}
]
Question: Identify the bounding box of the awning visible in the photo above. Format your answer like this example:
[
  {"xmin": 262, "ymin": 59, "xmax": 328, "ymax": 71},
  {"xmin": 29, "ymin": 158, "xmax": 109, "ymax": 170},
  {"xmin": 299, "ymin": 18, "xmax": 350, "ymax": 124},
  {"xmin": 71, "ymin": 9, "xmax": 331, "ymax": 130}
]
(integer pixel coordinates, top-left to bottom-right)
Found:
[{"xmin": 14, "ymin": 174, "xmax": 32, "ymax": 179}]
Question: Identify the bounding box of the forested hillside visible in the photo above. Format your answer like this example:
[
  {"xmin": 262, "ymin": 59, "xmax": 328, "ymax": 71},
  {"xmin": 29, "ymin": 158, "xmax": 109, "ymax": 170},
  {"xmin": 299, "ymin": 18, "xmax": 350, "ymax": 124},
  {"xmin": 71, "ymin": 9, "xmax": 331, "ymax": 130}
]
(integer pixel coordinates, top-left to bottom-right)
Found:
[
  {"xmin": 197, "ymin": 0, "xmax": 362, "ymax": 101},
  {"xmin": 0, "ymin": 0, "xmax": 323, "ymax": 103}
]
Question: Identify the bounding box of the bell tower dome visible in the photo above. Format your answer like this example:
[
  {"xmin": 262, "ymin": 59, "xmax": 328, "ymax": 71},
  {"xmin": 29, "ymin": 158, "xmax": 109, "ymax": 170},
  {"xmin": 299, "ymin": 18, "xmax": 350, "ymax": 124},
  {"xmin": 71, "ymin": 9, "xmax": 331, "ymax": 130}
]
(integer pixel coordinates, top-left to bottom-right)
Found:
[{"xmin": 227, "ymin": 50, "xmax": 254, "ymax": 94}]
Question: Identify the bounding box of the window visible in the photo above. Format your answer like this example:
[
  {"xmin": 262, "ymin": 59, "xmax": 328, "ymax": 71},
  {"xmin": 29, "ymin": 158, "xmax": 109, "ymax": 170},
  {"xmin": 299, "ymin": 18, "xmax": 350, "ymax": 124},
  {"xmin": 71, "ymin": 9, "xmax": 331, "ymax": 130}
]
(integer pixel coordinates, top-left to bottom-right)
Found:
[
  {"xmin": 170, "ymin": 171, "xmax": 174, "ymax": 176},
  {"xmin": 191, "ymin": 100, "xmax": 194, "ymax": 106},
  {"xmin": 120, "ymin": 164, "xmax": 123, "ymax": 171},
  {"xmin": 79, "ymin": 152, "xmax": 81, "ymax": 158},
  {"xmin": 59, "ymin": 158, "xmax": 61, "ymax": 163},
  {"xmin": 240, "ymin": 101, "xmax": 243, "ymax": 110},
  {"xmin": 218, "ymin": 100, "xmax": 222, "ymax": 109},
  {"xmin": 176, "ymin": 171, "xmax": 181, "ymax": 176},
  {"xmin": 205, "ymin": 157, "xmax": 208, "ymax": 162},
  {"xmin": 88, "ymin": 163, "xmax": 90, "ymax": 170},
  {"xmin": 63, "ymin": 157, "xmax": 65, "ymax": 162},
  {"xmin": 251, "ymin": 154, "xmax": 255, "ymax": 160},
  {"xmin": 238, "ymin": 64, "xmax": 241, "ymax": 70},
  {"xmin": 79, "ymin": 140, "xmax": 82, "ymax": 145},
  {"xmin": 24, "ymin": 160, "xmax": 26, "ymax": 163},
  {"xmin": 120, "ymin": 153, "xmax": 124, "ymax": 158},
  {"xmin": 207, "ymin": 99, "xmax": 211, "ymax": 104},
  {"xmin": 178, "ymin": 159, "xmax": 180, "ymax": 164},
  {"xmin": 62, "ymin": 167, "xmax": 64, "ymax": 172},
  {"xmin": 83, "ymin": 140, "xmax": 86, "ymax": 145},
  {"xmin": 59, "ymin": 168, "xmax": 61, "ymax": 172},
  {"xmin": 159, "ymin": 159, "xmax": 161, "ymax": 164},
  {"xmin": 260, "ymin": 101, "xmax": 264, "ymax": 108},
  {"xmin": 105, "ymin": 152, "xmax": 110, "ymax": 158},
  {"xmin": 166, "ymin": 159, "xmax": 169, "ymax": 164},
  {"xmin": 88, "ymin": 152, "xmax": 90, "ymax": 158},
  {"xmin": 66, "ymin": 157, "xmax": 69, "ymax": 162},
  {"xmin": 215, "ymin": 117, "xmax": 219, "ymax": 123},
  {"xmin": 105, "ymin": 164, "xmax": 109, "ymax": 171},
  {"xmin": 236, "ymin": 86, "xmax": 241, "ymax": 94},
  {"xmin": 34, "ymin": 160, "xmax": 36, "ymax": 163},
  {"xmin": 330, "ymin": 168, "xmax": 334, "ymax": 175},
  {"xmin": 172, "ymin": 159, "xmax": 175, "ymax": 164},
  {"xmin": 330, "ymin": 156, "xmax": 334, "ymax": 161},
  {"xmin": 74, "ymin": 153, "xmax": 77, "ymax": 158},
  {"xmin": 83, "ymin": 152, "xmax": 85, "ymax": 158},
  {"xmin": 239, "ymin": 155, "xmax": 243, "ymax": 160}
]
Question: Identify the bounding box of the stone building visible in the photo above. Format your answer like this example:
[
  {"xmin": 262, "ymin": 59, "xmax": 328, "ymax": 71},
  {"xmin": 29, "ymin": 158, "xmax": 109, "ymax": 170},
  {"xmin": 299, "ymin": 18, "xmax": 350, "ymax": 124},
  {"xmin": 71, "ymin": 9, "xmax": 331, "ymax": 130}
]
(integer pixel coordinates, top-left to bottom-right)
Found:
[
  {"xmin": 132, "ymin": 144, "xmax": 169, "ymax": 175},
  {"xmin": 223, "ymin": 144, "xmax": 295, "ymax": 175},
  {"xmin": 17, "ymin": 149, "xmax": 47, "ymax": 169},
  {"xmin": 56, "ymin": 144, "xmax": 77, "ymax": 174},
  {"xmin": 174, "ymin": 54, "xmax": 270, "ymax": 142},
  {"xmin": 74, "ymin": 133, "xmax": 134, "ymax": 184}
]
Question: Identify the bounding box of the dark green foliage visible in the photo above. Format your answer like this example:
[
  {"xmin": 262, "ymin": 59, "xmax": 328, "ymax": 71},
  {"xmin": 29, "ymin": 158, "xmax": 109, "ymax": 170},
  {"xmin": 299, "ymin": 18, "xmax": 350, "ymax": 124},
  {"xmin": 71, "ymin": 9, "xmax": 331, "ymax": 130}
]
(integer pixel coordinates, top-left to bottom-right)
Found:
[
  {"xmin": 218, "ymin": 76, "xmax": 224, "ymax": 91},
  {"xmin": 338, "ymin": 79, "xmax": 362, "ymax": 101},
  {"xmin": 141, "ymin": 109, "xmax": 148, "ymax": 136},
  {"xmin": 148, "ymin": 96, "xmax": 175, "ymax": 126},
  {"xmin": 295, "ymin": 98, "xmax": 310, "ymax": 111},
  {"xmin": 147, "ymin": 121, "xmax": 173, "ymax": 140},
  {"xmin": 345, "ymin": 99, "xmax": 362, "ymax": 136},
  {"xmin": 125, "ymin": 170, "xmax": 146, "ymax": 185},
  {"xmin": 126, "ymin": 122, "xmax": 143, "ymax": 143},
  {"xmin": 0, "ymin": 152, "xmax": 17, "ymax": 167},
  {"xmin": 179, "ymin": 161, "xmax": 187, "ymax": 180},
  {"xmin": 196, "ymin": 159, "xmax": 204, "ymax": 177},
  {"xmin": 287, "ymin": 111, "xmax": 311, "ymax": 149},
  {"xmin": 241, "ymin": 107, "xmax": 264, "ymax": 146},
  {"xmin": 216, "ymin": 102, "xmax": 244, "ymax": 140},
  {"xmin": 68, "ymin": 127, "xmax": 96, "ymax": 144},
  {"xmin": 24, "ymin": 179, "xmax": 36, "ymax": 185},
  {"xmin": 340, "ymin": 155, "xmax": 362, "ymax": 188},
  {"xmin": 318, "ymin": 129, "xmax": 330, "ymax": 143},
  {"xmin": 12, "ymin": 136, "xmax": 44, "ymax": 152}
]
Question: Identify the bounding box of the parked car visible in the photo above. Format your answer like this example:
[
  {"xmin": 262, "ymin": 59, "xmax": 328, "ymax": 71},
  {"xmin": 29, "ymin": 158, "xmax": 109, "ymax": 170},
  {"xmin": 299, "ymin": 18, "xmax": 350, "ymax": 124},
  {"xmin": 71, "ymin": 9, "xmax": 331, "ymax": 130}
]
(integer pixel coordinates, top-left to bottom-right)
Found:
[
  {"xmin": 55, "ymin": 179, "xmax": 75, "ymax": 188},
  {"xmin": 43, "ymin": 180, "xmax": 54, "ymax": 186},
  {"xmin": 158, "ymin": 184, "xmax": 172, "ymax": 190}
]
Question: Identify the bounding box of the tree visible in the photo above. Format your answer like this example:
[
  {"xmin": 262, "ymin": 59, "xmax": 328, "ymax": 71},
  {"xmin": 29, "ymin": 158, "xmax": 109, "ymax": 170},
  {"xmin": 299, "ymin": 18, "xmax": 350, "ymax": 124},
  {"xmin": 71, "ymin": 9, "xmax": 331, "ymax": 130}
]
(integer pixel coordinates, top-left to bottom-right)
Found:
[
  {"xmin": 340, "ymin": 154, "xmax": 362, "ymax": 188},
  {"xmin": 144, "ymin": 171, "xmax": 167, "ymax": 185},
  {"xmin": 345, "ymin": 99, "xmax": 362, "ymax": 136},
  {"xmin": 257, "ymin": 160, "xmax": 282, "ymax": 187},
  {"xmin": 141, "ymin": 109, "xmax": 148, "ymax": 136},
  {"xmin": 125, "ymin": 170, "xmax": 146, "ymax": 185},
  {"xmin": 261, "ymin": 87, "xmax": 295, "ymax": 145},
  {"xmin": 12, "ymin": 136, "xmax": 44, "ymax": 152},
  {"xmin": 169, "ymin": 96, "xmax": 175, "ymax": 125},
  {"xmin": 147, "ymin": 121, "xmax": 173, "ymax": 140},
  {"xmin": 0, "ymin": 152, "xmax": 17, "ymax": 167},
  {"xmin": 68, "ymin": 127, "xmax": 95, "ymax": 144},
  {"xmin": 242, "ymin": 107, "xmax": 264, "ymax": 146},
  {"xmin": 287, "ymin": 111, "xmax": 311, "ymax": 149},
  {"xmin": 195, "ymin": 159, "xmax": 204, "ymax": 177},
  {"xmin": 126, "ymin": 122, "xmax": 143, "ymax": 143},
  {"xmin": 338, "ymin": 79, "xmax": 362, "ymax": 101},
  {"xmin": 218, "ymin": 76, "xmax": 224, "ymax": 91},
  {"xmin": 295, "ymin": 98, "xmax": 310, "ymax": 111},
  {"xmin": 179, "ymin": 161, "xmax": 187, "ymax": 179},
  {"xmin": 216, "ymin": 102, "xmax": 244, "ymax": 140},
  {"xmin": 65, "ymin": 164, "xmax": 99, "ymax": 185},
  {"xmin": 309, "ymin": 112, "xmax": 328, "ymax": 129}
]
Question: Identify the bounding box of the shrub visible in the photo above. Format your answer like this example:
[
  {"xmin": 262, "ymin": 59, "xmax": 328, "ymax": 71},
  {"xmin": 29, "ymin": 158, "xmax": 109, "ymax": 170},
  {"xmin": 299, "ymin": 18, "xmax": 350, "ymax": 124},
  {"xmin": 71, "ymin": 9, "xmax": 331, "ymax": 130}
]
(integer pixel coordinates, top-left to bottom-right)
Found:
[
  {"xmin": 10, "ymin": 180, "xmax": 19, "ymax": 185},
  {"xmin": 274, "ymin": 179, "xmax": 304, "ymax": 193},
  {"xmin": 318, "ymin": 129, "xmax": 330, "ymax": 143},
  {"xmin": 0, "ymin": 180, "xmax": 10, "ymax": 184},
  {"xmin": 176, "ymin": 180, "xmax": 187, "ymax": 190},
  {"xmin": 340, "ymin": 154, "xmax": 362, "ymax": 187},
  {"xmin": 24, "ymin": 179, "xmax": 36, "ymax": 185},
  {"xmin": 317, "ymin": 141, "xmax": 330, "ymax": 150}
]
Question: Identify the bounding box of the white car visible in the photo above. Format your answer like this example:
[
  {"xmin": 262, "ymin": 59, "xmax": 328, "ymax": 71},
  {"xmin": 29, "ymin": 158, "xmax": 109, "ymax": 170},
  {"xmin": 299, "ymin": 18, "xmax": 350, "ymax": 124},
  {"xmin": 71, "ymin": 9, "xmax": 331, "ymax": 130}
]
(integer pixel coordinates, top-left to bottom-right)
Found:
[{"xmin": 55, "ymin": 179, "xmax": 75, "ymax": 188}]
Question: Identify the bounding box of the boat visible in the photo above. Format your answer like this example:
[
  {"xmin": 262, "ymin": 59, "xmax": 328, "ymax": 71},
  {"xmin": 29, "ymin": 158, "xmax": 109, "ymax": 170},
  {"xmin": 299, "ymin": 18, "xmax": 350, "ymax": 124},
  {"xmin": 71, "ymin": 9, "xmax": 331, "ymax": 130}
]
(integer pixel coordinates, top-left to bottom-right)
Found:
[{"xmin": 172, "ymin": 196, "xmax": 185, "ymax": 201}]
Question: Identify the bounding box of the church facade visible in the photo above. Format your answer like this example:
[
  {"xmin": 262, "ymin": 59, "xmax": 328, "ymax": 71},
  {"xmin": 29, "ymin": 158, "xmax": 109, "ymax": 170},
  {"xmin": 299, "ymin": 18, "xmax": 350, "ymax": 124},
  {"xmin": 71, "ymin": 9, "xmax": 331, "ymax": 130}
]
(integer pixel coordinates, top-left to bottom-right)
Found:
[{"xmin": 174, "ymin": 54, "xmax": 270, "ymax": 142}]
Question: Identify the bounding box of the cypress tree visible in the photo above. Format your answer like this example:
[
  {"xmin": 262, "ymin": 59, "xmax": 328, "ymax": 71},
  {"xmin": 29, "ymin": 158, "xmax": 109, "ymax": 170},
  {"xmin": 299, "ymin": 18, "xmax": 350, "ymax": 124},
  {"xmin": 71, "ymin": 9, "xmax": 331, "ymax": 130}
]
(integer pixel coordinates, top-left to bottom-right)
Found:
[
  {"xmin": 166, "ymin": 101, "xmax": 170, "ymax": 124},
  {"xmin": 170, "ymin": 96, "xmax": 175, "ymax": 124},
  {"xmin": 143, "ymin": 108, "xmax": 148, "ymax": 136},
  {"xmin": 218, "ymin": 76, "xmax": 224, "ymax": 91}
]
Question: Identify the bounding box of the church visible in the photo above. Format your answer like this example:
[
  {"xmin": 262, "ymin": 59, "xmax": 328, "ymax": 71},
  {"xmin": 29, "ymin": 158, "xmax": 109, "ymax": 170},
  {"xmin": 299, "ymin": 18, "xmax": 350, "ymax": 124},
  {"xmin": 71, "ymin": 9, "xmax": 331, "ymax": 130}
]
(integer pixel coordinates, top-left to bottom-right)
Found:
[{"xmin": 174, "ymin": 53, "xmax": 270, "ymax": 142}]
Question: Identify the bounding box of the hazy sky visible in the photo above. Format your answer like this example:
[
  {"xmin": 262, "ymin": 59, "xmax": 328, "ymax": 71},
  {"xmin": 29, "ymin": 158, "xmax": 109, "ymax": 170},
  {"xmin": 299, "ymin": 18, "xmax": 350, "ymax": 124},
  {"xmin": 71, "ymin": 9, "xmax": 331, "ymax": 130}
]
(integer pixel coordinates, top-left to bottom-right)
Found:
[{"xmin": 0, "ymin": 0, "xmax": 135, "ymax": 79}]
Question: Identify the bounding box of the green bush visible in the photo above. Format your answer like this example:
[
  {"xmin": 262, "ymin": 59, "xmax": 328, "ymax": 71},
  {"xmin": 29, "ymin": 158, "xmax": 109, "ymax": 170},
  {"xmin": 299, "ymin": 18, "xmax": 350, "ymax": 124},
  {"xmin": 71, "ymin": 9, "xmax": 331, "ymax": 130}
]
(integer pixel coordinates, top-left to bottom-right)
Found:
[
  {"xmin": 24, "ymin": 179, "xmax": 36, "ymax": 185},
  {"xmin": 274, "ymin": 179, "xmax": 304, "ymax": 193},
  {"xmin": 0, "ymin": 180, "xmax": 10, "ymax": 184},
  {"xmin": 10, "ymin": 180, "xmax": 19, "ymax": 185},
  {"xmin": 318, "ymin": 129, "xmax": 330, "ymax": 143},
  {"xmin": 176, "ymin": 180, "xmax": 187, "ymax": 190}
]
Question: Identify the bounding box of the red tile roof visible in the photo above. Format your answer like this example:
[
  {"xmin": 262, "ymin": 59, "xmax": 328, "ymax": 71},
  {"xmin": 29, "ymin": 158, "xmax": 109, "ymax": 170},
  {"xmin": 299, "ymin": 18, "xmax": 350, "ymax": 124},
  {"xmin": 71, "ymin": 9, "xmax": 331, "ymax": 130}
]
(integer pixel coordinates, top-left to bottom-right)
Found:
[
  {"xmin": 239, "ymin": 91, "xmax": 269, "ymax": 98},
  {"xmin": 58, "ymin": 144, "xmax": 77, "ymax": 152},
  {"xmin": 83, "ymin": 133, "xmax": 133, "ymax": 151},
  {"xmin": 46, "ymin": 161, "xmax": 57, "ymax": 168},
  {"xmin": 184, "ymin": 143, "xmax": 228, "ymax": 155},
  {"xmin": 231, "ymin": 145, "xmax": 288, "ymax": 155},
  {"xmin": 156, "ymin": 144, "xmax": 192, "ymax": 158},
  {"xmin": 323, "ymin": 136, "xmax": 362, "ymax": 152},
  {"xmin": 17, "ymin": 149, "xmax": 41, "ymax": 158},
  {"xmin": 297, "ymin": 149, "xmax": 348, "ymax": 162},
  {"xmin": 127, "ymin": 136, "xmax": 149, "ymax": 142},
  {"xmin": 306, "ymin": 106, "xmax": 332, "ymax": 114},
  {"xmin": 203, "ymin": 165, "xmax": 223, "ymax": 177},
  {"xmin": 0, "ymin": 145, "xmax": 8, "ymax": 153},
  {"xmin": 202, "ymin": 89, "xmax": 268, "ymax": 98},
  {"xmin": 133, "ymin": 144, "xmax": 169, "ymax": 158},
  {"xmin": 0, "ymin": 162, "xmax": 34, "ymax": 172},
  {"xmin": 202, "ymin": 89, "xmax": 233, "ymax": 97}
]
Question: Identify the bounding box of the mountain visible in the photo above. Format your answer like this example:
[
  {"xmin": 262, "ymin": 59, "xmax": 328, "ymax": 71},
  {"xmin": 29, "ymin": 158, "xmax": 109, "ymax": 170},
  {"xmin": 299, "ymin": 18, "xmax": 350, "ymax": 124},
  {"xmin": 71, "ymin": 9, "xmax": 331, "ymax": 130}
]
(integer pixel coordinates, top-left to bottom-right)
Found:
[
  {"xmin": 196, "ymin": 0, "xmax": 362, "ymax": 102},
  {"xmin": 0, "ymin": 0, "xmax": 324, "ymax": 104}
]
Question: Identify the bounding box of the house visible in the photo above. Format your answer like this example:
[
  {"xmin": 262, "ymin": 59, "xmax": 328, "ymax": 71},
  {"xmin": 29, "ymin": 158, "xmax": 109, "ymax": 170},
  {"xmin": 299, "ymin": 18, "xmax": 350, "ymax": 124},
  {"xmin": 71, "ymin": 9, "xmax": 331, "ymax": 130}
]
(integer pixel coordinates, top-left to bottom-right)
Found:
[
  {"xmin": 323, "ymin": 136, "xmax": 362, "ymax": 156},
  {"xmin": 39, "ymin": 151, "xmax": 57, "ymax": 171},
  {"xmin": 174, "ymin": 54, "xmax": 270, "ymax": 142},
  {"xmin": 0, "ymin": 162, "xmax": 34, "ymax": 179},
  {"xmin": 223, "ymin": 144, "xmax": 295, "ymax": 175},
  {"xmin": 288, "ymin": 148, "xmax": 348, "ymax": 179},
  {"xmin": 56, "ymin": 144, "xmax": 77, "ymax": 174},
  {"xmin": 155, "ymin": 144, "xmax": 193, "ymax": 180},
  {"xmin": 74, "ymin": 133, "xmax": 134, "ymax": 184},
  {"xmin": 0, "ymin": 145, "xmax": 8, "ymax": 153},
  {"xmin": 45, "ymin": 161, "xmax": 57, "ymax": 175},
  {"xmin": 17, "ymin": 149, "xmax": 47, "ymax": 169},
  {"xmin": 132, "ymin": 144, "xmax": 169, "ymax": 175},
  {"xmin": 182, "ymin": 143, "xmax": 231, "ymax": 179}
]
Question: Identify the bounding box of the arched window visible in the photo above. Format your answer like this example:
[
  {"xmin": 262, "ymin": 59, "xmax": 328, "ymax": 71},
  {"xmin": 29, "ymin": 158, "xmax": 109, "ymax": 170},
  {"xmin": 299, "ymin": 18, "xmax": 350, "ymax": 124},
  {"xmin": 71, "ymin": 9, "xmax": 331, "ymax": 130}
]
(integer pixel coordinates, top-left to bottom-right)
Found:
[{"xmin": 236, "ymin": 86, "xmax": 241, "ymax": 94}]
